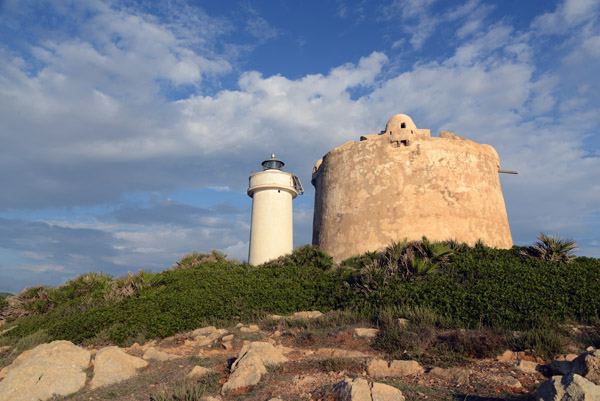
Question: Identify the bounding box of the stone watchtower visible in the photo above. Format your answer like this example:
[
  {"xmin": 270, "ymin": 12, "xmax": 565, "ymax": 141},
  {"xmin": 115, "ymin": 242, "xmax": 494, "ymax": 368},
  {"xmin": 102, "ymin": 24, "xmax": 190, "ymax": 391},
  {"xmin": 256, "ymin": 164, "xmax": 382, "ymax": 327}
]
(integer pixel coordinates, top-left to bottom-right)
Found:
[{"xmin": 311, "ymin": 114, "xmax": 513, "ymax": 262}]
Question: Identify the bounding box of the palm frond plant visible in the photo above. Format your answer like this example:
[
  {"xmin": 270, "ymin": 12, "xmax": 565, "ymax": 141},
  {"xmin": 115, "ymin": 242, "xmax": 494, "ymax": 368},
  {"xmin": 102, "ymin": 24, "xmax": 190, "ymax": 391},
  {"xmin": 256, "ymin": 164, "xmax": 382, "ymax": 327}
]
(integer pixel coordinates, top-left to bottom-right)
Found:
[
  {"xmin": 350, "ymin": 237, "xmax": 453, "ymax": 294},
  {"xmin": 522, "ymin": 232, "xmax": 577, "ymax": 263}
]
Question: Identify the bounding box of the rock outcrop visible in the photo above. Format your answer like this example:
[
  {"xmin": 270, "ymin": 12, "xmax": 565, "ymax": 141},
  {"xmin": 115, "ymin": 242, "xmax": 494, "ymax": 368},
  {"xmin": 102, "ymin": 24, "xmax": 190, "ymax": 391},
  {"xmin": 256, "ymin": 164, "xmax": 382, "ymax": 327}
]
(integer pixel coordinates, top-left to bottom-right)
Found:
[
  {"xmin": 537, "ymin": 373, "xmax": 600, "ymax": 401},
  {"xmin": 192, "ymin": 326, "xmax": 229, "ymax": 346},
  {"xmin": 188, "ymin": 366, "xmax": 215, "ymax": 379},
  {"xmin": 367, "ymin": 359, "xmax": 424, "ymax": 377},
  {"xmin": 428, "ymin": 367, "xmax": 470, "ymax": 386},
  {"xmin": 537, "ymin": 349, "xmax": 600, "ymax": 400},
  {"xmin": 336, "ymin": 377, "xmax": 405, "ymax": 401},
  {"xmin": 571, "ymin": 350, "xmax": 600, "ymax": 386},
  {"xmin": 0, "ymin": 340, "xmax": 91, "ymax": 401},
  {"xmin": 143, "ymin": 347, "xmax": 177, "ymax": 361},
  {"xmin": 354, "ymin": 328, "xmax": 379, "ymax": 338},
  {"xmin": 221, "ymin": 341, "xmax": 288, "ymax": 394},
  {"xmin": 90, "ymin": 346, "xmax": 148, "ymax": 389}
]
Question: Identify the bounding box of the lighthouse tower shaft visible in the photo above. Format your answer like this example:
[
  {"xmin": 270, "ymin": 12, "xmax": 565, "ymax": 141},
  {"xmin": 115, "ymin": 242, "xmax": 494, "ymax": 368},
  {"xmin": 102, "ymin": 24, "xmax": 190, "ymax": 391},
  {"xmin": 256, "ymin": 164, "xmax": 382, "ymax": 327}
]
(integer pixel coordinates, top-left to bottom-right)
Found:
[{"xmin": 248, "ymin": 169, "xmax": 298, "ymax": 265}]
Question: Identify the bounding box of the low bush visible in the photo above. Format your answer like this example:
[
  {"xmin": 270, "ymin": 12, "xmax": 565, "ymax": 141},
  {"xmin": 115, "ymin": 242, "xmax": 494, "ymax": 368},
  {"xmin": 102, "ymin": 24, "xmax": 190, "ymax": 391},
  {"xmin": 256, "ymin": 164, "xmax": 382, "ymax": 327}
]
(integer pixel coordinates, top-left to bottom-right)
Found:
[
  {"xmin": 3, "ymin": 253, "xmax": 348, "ymax": 346},
  {"xmin": 507, "ymin": 322, "xmax": 568, "ymax": 359},
  {"xmin": 262, "ymin": 245, "xmax": 333, "ymax": 271},
  {"xmin": 576, "ymin": 327, "xmax": 600, "ymax": 350},
  {"xmin": 150, "ymin": 374, "xmax": 219, "ymax": 401},
  {"xmin": 318, "ymin": 357, "xmax": 361, "ymax": 373},
  {"xmin": 0, "ymin": 329, "xmax": 49, "ymax": 369},
  {"xmin": 376, "ymin": 305, "xmax": 455, "ymax": 329},
  {"xmin": 357, "ymin": 246, "xmax": 600, "ymax": 329},
  {"xmin": 374, "ymin": 323, "xmax": 507, "ymax": 366},
  {"xmin": 172, "ymin": 250, "xmax": 229, "ymax": 270},
  {"xmin": 2, "ymin": 240, "xmax": 599, "ymax": 352}
]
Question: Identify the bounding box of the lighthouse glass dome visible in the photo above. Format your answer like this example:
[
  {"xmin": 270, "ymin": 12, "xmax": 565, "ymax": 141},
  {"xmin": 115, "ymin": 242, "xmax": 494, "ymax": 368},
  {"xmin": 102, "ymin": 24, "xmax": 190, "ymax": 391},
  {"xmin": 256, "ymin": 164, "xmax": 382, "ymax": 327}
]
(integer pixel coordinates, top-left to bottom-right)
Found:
[{"xmin": 262, "ymin": 154, "xmax": 284, "ymax": 171}]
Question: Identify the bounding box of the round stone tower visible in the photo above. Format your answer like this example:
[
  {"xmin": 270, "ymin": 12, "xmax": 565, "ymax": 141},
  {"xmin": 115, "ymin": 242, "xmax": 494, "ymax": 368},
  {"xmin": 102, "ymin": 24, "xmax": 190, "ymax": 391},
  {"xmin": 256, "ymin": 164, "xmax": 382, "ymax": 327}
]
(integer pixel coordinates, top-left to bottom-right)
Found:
[
  {"xmin": 248, "ymin": 154, "xmax": 303, "ymax": 265},
  {"xmin": 311, "ymin": 114, "xmax": 513, "ymax": 262}
]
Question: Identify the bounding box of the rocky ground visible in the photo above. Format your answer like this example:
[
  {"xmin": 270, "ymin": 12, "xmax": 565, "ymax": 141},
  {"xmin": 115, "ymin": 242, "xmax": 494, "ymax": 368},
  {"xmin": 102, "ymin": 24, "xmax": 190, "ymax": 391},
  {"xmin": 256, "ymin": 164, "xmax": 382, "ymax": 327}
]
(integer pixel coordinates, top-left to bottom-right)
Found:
[{"xmin": 0, "ymin": 311, "xmax": 599, "ymax": 401}]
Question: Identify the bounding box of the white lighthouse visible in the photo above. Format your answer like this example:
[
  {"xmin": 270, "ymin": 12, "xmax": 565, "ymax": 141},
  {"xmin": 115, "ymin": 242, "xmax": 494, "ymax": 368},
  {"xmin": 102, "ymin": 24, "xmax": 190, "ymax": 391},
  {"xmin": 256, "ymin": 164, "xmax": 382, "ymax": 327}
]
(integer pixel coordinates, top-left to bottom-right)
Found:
[{"xmin": 248, "ymin": 154, "xmax": 303, "ymax": 265}]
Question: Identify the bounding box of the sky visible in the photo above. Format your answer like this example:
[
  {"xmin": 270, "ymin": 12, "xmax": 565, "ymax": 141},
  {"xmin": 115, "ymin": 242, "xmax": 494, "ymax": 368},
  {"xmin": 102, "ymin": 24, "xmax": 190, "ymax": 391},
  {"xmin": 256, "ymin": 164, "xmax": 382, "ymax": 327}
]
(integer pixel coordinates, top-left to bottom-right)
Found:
[{"xmin": 0, "ymin": 0, "xmax": 599, "ymax": 293}]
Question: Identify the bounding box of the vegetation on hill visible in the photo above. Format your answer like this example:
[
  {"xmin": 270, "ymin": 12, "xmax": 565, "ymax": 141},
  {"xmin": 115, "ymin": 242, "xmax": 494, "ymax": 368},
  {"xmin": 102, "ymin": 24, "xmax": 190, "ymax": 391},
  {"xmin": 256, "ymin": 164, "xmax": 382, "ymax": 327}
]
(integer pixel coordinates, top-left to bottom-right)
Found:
[{"xmin": 1, "ymin": 236, "xmax": 599, "ymax": 364}]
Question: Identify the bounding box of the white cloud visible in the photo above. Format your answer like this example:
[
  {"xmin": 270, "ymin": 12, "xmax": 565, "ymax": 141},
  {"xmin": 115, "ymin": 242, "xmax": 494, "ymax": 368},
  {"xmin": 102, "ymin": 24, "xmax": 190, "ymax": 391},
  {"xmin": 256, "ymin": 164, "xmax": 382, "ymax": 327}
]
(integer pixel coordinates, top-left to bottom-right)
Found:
[{"xmin": 532, "ymin": 0, "xmax": 599, "ymax": 35}]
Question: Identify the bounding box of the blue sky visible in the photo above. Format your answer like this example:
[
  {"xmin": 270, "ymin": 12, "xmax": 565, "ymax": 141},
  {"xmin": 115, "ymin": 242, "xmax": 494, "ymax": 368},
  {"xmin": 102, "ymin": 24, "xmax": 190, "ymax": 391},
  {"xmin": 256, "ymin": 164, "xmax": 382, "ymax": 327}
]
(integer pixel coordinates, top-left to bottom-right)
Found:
[{"xmin": 0, "ymin": 0, "xmax": 599, "ymax": 293}]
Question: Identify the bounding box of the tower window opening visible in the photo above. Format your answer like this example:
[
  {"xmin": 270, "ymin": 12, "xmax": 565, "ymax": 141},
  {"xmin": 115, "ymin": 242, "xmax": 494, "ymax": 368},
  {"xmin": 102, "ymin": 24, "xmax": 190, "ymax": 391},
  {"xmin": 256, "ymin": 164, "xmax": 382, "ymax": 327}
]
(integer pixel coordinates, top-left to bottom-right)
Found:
[{"xmin": 401, "ymin": 122, "xmax": 406, "ymax": 128}]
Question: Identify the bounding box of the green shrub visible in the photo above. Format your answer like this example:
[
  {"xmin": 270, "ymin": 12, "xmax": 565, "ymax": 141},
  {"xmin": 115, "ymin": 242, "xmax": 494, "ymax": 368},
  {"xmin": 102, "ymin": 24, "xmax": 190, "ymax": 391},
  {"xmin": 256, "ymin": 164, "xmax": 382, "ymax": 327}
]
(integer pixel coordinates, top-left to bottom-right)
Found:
[
  {"xmin": 262, "ymin": 245, "xmax": 333, "ymax": 271},
  {"xmin": 0, "ymin": 330, "xmax": 49, "ymax": 369},
  {"xmin": 19, "ymin": 286, "xmax": 54, "ymax": 315},
  {"xmin": 50, "ymin": 272, "xmax": 113, "ymax": 307},
  {"xmin": 358, "ymin": 246, "xmax": 600, "ymax": 329},
  {"xmin": 172, "ymin": 250, "xmax": 229, "ymax": 270},
  {"xmin": 150, "ymin": 374, "xmax": 219, "ymax": 401},
  {"xmin": 6, "ymin": 261, "xmax": 347, "ymax": 346},
  {"xmin": 319, "ymin": 357, "xmax": 361, "ymax": 373},
  {"xmin": 376, "ymin": 305, "xmax": 454, "ymax": 329},
  {"xmin": 374, "ymin": 324, "xmax": 437, "ymax": 360},
  {"xmin": 576, "ymin": 327, "xmax": 600, "ymax": 350},
  {"xmin": 507, "ymin": 323, "xmax": 568, "ymax": 360},
  {"xmin": 4, "ymin": 240, "xmax": 599, "ymax": 351},
  {"xmin": 374, "ymin": 323, "xmax": 506, "ymax": 366},
  {"xmin": 339, "ymin": 251, "xmax": 380, "ymax": 270}
]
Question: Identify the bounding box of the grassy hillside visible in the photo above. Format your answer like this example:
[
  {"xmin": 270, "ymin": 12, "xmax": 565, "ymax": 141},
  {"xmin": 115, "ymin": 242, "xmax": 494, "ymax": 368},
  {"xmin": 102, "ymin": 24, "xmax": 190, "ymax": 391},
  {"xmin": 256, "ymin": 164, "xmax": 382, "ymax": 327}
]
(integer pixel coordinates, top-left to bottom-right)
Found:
[{"xmin": 1, "ymin": 241, "xmax": 599, "ymax": 358}]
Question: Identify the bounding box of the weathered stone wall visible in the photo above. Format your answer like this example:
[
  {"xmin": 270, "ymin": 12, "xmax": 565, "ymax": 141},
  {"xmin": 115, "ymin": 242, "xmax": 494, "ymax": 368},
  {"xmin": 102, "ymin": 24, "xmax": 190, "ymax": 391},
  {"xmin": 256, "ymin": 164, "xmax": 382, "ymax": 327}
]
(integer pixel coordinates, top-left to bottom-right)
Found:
[{"xmin": 312, "ymin": 114, "xmax": 513, "ymax": 262}]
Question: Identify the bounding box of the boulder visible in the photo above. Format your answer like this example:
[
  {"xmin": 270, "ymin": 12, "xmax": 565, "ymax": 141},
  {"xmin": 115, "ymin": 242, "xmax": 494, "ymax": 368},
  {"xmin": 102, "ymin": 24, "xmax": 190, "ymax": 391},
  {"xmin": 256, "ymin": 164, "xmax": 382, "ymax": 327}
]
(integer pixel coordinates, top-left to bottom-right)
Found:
[
  {"xmin": 193, "ymin": 327, "xmax": 228, "ymax": 346},
  {"xmin": 537, "ymin": 373, "xmax": 600, "ymax": 401},
  {"xmin": 366, "ymin": 359, "xmax": 424, "ymax": 377},
  {"xmin": 195, "ymin": 336, "xmax": 215, "ymax": 346},
  {"xmin": 240, "ymin": 324, "xmax": 260, "ymax": 333},
  {"xmin": 336, "ymin": 377, "xmax": 405, "ymax": 401},
  {"xmin": 187, "ymin": 366, "xmax": 215, "ymax": 379},
  {"xmin": 292, "ymin": 311, "xmax": 323, "ymax": 319},
  {"xmin": 367, "ymin": 359, "xmax": 391, "ymax": 377},
  {"xmin": 428, "ymin": 367, "xmax": 469, "ymax": 386},
  {"xmin": 498, "ymin": 350, "xmax": 515, "ymax": 363},
  {"xmin": 491, "ymin": 375, "xmax": 522, "ymax": 388},
  {"xmin": 354, "ymin": 328, "xmax": 379, "ymax": 338},
  {"xmin": 550, "ymin": 354, "xmax": 578, "ymax": 376},
  {"xmin": 314, "ymin": 348, "xmax": 368, "ymax": 359},
  {"xmin": 143, "ymin": 347, "xmax": 177, "ymax": 361},
  {"xmin": 90, "ymin": 346, "xmax": 148, "ymax": 389},
  {"xmin": 518, "ymin": 360, "xmax": 540, "ymax": 374},
  {"xmin": 389, "ymin": 360, "xmax": 424, "ymax": 376},
  {"xmin": 0, "ymin": 340, "xmax": 91, "ymax": 401},
  {"xmin": 221, "ymin": 342, "xmax": 288, "ymax": 394},
  {"xmin": 550, "ymin": 360, "xmax": 573, "ymax": 376},
  {"xmin": 571, "ymin": 350, "xmax": 600, "ymax": 385},
  {"xmin": 192, "ymin": 326, "xmax": 217, "ymax": 336},
  {"xmin": 337, "ymin": 377, "xmax": 372, "ymax": 401},
  {"xmin": 372, "ymin": 382, "xmax": 406, "ymax": 401}
]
